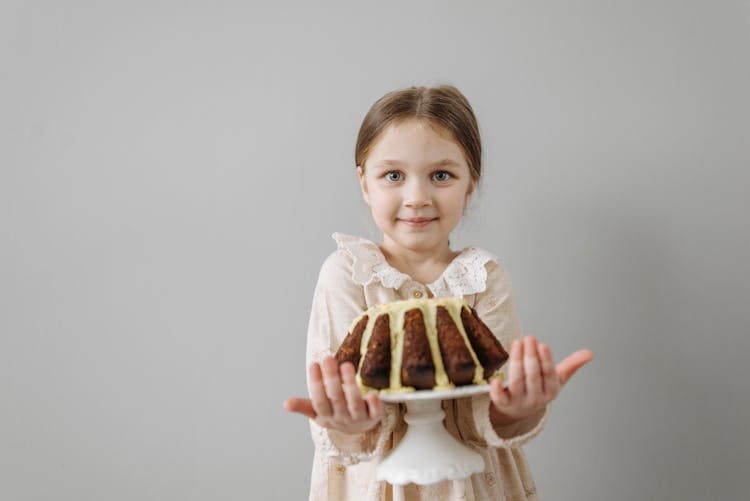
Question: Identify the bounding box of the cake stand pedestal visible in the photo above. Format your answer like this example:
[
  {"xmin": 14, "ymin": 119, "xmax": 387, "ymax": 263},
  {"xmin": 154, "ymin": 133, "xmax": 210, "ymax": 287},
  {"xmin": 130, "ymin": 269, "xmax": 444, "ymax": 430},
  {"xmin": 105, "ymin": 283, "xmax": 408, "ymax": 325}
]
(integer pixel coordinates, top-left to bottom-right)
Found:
[{"xmin": 376, "ymin": 385, "xmax": 491, "ymax": 499}]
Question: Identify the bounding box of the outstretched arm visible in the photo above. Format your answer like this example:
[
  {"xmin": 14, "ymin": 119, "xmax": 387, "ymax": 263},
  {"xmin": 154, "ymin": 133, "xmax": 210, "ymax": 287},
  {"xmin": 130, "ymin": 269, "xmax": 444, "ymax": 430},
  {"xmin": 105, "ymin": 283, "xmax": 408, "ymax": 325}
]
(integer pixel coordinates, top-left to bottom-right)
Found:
[{"xmin": 489, "ymin": 336, "xmax": 594, "ymax": 428}]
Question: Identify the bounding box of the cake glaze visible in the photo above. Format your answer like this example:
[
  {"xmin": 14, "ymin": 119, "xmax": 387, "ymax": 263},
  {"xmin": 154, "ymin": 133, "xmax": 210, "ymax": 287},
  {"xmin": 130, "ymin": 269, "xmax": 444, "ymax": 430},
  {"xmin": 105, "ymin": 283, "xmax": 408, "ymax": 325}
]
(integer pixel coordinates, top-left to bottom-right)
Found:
[{"xmin": 335, "ymin": 297, "xmax": 509, "ymax": 394}]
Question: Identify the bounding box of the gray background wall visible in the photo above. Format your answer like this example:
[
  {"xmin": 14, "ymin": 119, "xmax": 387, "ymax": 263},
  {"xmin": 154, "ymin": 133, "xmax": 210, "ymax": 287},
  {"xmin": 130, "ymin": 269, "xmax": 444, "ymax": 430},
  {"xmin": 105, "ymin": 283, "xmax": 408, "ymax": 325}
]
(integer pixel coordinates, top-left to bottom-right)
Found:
[{"xmin": 2, "ymin": 1, "xmax": 748, "ymax": 500}]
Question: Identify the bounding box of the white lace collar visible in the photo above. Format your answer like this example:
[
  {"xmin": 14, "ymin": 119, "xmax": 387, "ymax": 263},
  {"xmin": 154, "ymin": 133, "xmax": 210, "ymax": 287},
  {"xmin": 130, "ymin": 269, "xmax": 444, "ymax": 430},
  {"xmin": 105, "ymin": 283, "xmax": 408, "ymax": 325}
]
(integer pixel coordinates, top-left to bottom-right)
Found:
[{"xmin": 332, "ymin": 232, "xmax": 498, "ymax": 297}]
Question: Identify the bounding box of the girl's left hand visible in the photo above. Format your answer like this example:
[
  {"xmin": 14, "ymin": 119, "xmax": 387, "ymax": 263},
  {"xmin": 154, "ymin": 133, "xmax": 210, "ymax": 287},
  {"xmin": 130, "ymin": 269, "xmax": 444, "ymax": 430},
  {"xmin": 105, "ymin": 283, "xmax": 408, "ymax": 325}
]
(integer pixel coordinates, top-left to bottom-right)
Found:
[{"xmin": 489, "ymin": 336, "xmax": 594, "ymax": 427}]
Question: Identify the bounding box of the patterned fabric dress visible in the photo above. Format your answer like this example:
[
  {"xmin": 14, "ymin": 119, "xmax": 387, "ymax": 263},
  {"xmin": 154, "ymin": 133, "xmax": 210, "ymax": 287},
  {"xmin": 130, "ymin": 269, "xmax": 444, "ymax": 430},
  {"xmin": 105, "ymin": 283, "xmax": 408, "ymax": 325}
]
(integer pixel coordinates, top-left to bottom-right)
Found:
[{"xmin": 306, "ymin": 233, "xmax": 549, "ymax": 501}]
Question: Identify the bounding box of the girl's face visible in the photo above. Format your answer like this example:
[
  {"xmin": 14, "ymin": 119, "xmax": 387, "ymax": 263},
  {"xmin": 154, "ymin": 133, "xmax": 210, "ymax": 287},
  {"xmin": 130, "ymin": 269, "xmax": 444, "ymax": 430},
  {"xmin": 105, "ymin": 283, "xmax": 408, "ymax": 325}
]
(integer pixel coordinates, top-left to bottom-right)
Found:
[{"xmin": 357, "ymin": 119, "xmax": 475, "ymax": 255}]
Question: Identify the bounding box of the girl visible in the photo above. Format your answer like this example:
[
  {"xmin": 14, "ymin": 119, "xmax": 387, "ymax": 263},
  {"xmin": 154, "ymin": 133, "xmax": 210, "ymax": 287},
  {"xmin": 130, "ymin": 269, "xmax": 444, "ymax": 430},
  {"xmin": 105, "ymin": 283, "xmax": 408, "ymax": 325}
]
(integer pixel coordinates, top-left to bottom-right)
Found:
[{"xmin": 284, "ymin": 85, "xmax": 593, "ymax": 500}]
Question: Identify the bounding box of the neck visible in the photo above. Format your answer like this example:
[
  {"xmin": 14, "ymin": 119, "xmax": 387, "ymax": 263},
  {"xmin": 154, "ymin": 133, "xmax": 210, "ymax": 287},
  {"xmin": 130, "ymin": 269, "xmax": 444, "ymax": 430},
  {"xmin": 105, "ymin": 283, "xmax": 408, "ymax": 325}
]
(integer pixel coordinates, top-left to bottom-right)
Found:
[{"xmin": 379, "ymin": 236, "xmax": 457, "ymax": 285}]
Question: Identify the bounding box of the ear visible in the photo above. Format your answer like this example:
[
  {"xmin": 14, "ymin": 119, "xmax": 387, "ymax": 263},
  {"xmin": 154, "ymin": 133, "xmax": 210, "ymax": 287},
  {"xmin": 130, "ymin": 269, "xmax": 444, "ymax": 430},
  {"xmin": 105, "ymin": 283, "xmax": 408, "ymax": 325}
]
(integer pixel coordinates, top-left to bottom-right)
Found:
[
  {"xmin": 464, "ymin": 178, "xmax": 476, "ymax": 207},
  {"xmin": 357, "ymin": 166, "xmax": 370, "ymax": 206}
]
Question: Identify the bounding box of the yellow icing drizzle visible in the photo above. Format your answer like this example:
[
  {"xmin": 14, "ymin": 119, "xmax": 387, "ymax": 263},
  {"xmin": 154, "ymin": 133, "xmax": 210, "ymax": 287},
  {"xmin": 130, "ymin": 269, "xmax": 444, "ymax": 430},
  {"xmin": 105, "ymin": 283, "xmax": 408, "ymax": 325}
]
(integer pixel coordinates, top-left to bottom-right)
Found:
[{"xmin": 349, "ymin": 297, "xmax": 487, "ymax": 394}]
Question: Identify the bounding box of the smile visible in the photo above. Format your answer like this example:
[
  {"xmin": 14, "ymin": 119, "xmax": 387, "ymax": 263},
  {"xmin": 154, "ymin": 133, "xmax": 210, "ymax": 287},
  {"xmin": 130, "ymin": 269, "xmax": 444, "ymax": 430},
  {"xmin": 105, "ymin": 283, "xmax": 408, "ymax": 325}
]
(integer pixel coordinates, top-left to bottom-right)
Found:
[{"xmin": 398, "ymin": 218, "xmax": 437, "ymax": 228}]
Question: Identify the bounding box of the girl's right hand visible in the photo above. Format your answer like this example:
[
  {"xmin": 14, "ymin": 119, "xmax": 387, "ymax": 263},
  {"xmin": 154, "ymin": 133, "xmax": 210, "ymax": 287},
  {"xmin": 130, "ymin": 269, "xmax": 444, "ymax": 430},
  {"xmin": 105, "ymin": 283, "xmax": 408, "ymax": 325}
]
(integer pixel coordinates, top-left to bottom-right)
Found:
[{"xmin": 283, "ymin": 355, "xmax": 386, "ymax": 435}]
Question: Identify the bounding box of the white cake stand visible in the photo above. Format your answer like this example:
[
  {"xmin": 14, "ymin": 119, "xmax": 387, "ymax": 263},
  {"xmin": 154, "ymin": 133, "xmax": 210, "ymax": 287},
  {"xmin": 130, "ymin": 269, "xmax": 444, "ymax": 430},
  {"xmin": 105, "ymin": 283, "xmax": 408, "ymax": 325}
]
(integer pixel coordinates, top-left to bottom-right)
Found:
[{"xmin": 375, "ymin": 384, "xmax": 493, "ymax": 498}]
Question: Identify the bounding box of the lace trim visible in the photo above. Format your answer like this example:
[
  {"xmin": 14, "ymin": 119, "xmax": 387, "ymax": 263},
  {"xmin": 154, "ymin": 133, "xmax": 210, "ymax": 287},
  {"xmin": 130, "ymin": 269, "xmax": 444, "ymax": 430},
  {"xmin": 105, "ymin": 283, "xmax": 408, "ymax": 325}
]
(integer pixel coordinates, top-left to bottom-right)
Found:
[
  {"xmin": 332, "ymin": 233, "xmax": 411, "ymax": 289},
  {"xmin": 472, "ymin": 394, "xmax": 550, "ymax": 449},
  {"xmin": 332, "ymin": 232, "xmax": 498, "ymax": 296},
  {"xmin": 427, "ymin": 246, "xmax": 498, "ymax": 298}
]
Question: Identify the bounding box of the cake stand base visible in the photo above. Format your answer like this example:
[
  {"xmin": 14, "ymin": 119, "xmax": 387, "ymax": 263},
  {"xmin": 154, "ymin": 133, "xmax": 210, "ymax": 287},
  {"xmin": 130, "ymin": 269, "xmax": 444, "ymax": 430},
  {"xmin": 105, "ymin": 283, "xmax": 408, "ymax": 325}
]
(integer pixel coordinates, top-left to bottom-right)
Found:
[{"xmin": 375, "ymin": 391, "xmax": 487, "ymax": 487}]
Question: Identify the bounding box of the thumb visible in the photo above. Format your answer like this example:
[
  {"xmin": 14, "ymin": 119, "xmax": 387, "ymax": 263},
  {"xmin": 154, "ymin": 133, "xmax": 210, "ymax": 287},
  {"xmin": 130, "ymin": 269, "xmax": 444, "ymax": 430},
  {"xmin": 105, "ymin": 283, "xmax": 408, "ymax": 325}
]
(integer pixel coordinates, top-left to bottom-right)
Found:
[
  {"xmin": 283, "ymin": 398, "xmax": 317, "ymax": 420},
  {"xmin": 556, "ymin": 349, "xmax": 594, "ymax": 386},
  {"xmin": 489, "ymin": 377, "xmax": 510, "ymax": 407}
]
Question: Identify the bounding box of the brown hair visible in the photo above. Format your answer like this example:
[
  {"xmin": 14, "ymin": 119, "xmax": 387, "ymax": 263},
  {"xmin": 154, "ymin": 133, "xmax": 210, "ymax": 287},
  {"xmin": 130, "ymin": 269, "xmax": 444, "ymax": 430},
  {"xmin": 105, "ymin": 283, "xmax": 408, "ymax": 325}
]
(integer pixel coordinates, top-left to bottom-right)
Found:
[{"xmin": 355, "ymin": 85, "xmax": 482, "ymax": 181}]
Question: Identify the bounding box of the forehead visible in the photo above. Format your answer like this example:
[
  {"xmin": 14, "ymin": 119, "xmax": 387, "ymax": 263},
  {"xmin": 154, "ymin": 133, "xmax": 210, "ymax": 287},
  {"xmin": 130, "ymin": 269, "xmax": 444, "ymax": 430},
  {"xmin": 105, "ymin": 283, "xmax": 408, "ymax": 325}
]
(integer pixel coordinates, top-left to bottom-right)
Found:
[{"xmin": 365, "ymin": 120, "xmax": 467, "ymax": 168}]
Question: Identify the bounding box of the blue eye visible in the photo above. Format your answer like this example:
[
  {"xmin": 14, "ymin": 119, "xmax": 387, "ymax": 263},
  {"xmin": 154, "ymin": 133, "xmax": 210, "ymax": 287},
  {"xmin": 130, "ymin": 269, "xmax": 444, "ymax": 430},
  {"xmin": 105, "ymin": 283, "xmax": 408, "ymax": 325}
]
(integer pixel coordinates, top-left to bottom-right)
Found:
[
  {"xmin": 385, "ymin": 171, "xmax": 403, "ymax": 182},
  {"xmin": 433, "ymin": 171, "xmax": 452, "ymax": 182}
]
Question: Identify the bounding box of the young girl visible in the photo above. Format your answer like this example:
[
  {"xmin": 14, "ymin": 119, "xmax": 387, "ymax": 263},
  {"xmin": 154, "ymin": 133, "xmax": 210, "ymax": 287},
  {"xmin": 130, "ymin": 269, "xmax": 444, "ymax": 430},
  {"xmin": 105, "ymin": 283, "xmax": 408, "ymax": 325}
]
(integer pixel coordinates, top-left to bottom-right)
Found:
[{"xmin": 284, "ymin": 85, "xmax": 593, "ymax": 500}]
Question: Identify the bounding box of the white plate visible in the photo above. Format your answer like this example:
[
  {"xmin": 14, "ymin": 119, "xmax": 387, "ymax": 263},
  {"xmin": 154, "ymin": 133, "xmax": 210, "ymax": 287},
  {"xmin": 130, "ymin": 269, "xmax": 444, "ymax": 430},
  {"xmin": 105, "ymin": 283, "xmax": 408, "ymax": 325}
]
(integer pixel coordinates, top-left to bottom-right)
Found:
[{"xmin": 376, "ymin": 383, "xmax": 492, "ymax": 403}]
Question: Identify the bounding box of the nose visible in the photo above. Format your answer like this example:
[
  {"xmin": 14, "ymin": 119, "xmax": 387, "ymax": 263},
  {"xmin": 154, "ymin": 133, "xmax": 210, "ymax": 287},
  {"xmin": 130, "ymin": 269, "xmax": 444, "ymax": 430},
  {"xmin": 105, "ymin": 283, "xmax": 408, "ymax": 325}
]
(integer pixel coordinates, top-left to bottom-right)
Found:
[{"xmin": 403, "ymin": 179, "xmax": 432, "ymax": 208}]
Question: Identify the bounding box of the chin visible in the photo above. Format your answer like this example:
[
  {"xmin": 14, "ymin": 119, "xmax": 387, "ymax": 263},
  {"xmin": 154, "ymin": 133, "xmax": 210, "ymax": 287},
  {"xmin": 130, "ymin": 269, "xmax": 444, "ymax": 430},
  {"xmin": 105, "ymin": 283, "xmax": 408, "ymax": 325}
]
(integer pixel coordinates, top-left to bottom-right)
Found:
[{"xmin": 396, "ymin": 233, "xmax": 444, "ymax": 251}]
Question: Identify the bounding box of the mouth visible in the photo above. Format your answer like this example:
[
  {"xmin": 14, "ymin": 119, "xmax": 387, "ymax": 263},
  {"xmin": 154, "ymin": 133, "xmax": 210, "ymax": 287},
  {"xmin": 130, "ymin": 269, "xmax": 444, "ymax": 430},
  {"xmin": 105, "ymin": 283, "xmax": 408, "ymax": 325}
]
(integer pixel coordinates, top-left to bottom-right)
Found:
[{"xmin": 398, "ymin": 217, "xmax": 438, "ymax": 228}]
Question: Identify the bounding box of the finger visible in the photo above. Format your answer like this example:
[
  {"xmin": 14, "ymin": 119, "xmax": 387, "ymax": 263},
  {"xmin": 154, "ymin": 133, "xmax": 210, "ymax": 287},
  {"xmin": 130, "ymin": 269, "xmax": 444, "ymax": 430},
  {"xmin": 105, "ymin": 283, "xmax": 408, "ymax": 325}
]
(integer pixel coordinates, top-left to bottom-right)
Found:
[
  {"xmin": 508, "ymin": 339, "xmax": 526, "ymax": 397},
  {"xmin": 524, "ymin": 336, "xmax": 543, "ymax": 399},
  {"xmin": 340, "ymin": 362, "xmax": 368, "ymax": 420},
  {"xmin": 321, "ymin": 356, "xmax": 348, "ymax": 417},
  {"xmin": 365, "ymin": 392, "xmax": 385, "ymax": 421},
  {"xmin": 489, "ymin": 377, "xmax": 510, "ymax": 408},
  {"xmin": 308, "ymin": 362, "xmax": 332, "ymax": 417},
  {"xmin": 556, "ymin": 349, "xmax": 594, "ymax": 386},
  {"xmin": 283, "ymin": 398, "xmax": 317, "ymax": 419},
  {"xmin": 538, "ymin": 343, "xmax": 560, "ymax": 397}
]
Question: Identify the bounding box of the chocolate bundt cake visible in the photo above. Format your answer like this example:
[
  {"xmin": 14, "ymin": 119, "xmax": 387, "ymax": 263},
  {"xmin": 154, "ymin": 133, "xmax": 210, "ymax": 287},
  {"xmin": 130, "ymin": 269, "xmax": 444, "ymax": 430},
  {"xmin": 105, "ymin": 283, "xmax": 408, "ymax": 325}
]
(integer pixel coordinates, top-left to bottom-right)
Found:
[{"xmin": 334, "ymin": 297, "xmax": 509, "ymax": 394}]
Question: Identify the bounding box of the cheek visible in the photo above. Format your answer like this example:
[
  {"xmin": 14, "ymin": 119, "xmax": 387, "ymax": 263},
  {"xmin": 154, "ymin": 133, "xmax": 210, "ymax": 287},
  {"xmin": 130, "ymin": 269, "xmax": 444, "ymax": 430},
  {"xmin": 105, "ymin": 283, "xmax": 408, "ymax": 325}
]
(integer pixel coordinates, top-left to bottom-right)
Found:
[
  {"xmin": 439, "ymin": 189, "xmax": 468, "ymax": 215},
  {"xmin": 368, "ymin": 188, "xmax": 399, "ymax": 216},
  {"xmin": 372, "ymin": 186, "xmax": 397, "ymax": 203}
]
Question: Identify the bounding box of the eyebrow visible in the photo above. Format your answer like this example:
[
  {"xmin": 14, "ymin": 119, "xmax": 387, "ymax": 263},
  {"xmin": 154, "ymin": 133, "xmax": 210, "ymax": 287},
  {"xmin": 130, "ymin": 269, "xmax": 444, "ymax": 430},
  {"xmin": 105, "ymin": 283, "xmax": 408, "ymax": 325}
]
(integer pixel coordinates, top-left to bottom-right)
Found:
[{"xmin": 372, "ymin": 159, "xmax": 461, "ymax": 169}]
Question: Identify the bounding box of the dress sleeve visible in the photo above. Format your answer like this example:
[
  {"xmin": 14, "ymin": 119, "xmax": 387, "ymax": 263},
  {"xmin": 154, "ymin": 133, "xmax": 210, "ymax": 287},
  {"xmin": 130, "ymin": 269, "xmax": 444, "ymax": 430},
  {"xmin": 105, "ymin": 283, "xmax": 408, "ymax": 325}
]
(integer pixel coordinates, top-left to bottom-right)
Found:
[
  {"xmin": 306, "ymin": 250, "xmax": 399, "ymax": 465},
  {"xmin": 465, "ymin": 261, "xmax": 550, "ymax": 449}
]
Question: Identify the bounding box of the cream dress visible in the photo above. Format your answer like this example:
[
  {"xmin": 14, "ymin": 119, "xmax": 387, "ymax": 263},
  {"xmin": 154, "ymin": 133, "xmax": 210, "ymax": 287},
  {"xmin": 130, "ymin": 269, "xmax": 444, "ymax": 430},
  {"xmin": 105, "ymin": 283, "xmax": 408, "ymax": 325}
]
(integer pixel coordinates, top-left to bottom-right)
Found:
[{"xmin": 306, "ymin": 233, "xmax": 549, "ymax": 501}]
